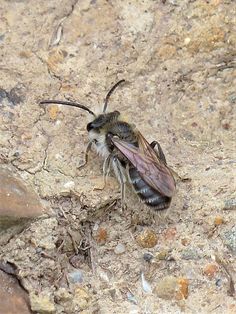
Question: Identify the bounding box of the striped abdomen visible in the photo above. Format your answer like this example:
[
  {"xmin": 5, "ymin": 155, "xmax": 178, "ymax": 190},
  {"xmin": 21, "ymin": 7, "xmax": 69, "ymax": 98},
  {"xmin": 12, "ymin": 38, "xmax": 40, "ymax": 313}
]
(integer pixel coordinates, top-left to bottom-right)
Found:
[{"xmin": 129, "ymin": 165, "xmax": 171, "ymax": 210}]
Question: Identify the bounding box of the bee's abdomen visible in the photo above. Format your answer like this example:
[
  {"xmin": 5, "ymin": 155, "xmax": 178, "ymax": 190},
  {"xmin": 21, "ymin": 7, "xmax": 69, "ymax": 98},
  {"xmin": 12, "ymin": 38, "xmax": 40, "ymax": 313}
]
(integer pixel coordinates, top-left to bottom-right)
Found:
[{"xmin": 129, "ymin": 166, "xmax": 170, "ymax": 210}]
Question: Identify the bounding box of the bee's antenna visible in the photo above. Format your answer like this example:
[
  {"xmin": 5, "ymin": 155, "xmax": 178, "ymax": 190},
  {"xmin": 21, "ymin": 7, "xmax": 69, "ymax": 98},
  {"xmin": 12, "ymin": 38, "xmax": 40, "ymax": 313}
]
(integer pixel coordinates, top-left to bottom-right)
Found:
[
  {"xmin": 103, "ymin": 79, "xmax": 125, "ymax": 113},
  {"xmin": 39, "ymin": 100, "xmax": 96, "ymax": 116}
]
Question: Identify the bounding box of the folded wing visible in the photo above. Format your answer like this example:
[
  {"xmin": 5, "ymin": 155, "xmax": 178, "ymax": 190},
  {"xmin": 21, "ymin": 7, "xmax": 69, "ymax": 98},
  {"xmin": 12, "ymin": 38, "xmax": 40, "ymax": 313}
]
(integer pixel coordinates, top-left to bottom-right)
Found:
[{"xmin": 111, "ymin": 133, "xmax": 176, "ymax": 198}]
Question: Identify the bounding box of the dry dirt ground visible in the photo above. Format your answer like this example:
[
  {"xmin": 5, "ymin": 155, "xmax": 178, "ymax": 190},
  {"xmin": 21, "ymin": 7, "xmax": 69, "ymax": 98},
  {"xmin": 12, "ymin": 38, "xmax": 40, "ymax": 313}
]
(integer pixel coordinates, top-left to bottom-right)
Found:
[{"xmin": 0, "ymin": 0, "xmax": 236, "ymax": 313}]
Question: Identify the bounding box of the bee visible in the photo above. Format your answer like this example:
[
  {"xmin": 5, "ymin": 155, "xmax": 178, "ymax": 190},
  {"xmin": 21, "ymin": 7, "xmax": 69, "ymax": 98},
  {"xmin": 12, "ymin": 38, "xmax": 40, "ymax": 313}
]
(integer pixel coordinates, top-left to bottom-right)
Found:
[{"xmin": 40, "ymin": 80, "xmax": 176, "ymax": 210}]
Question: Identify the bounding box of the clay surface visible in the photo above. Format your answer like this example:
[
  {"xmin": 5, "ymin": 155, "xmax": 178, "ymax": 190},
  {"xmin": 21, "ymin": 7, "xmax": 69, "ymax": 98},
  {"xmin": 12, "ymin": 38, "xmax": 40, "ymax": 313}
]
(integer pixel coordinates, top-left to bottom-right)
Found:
[{"xmin": 0, "ymin": 0, "xmax": 235, "ymax": 313}]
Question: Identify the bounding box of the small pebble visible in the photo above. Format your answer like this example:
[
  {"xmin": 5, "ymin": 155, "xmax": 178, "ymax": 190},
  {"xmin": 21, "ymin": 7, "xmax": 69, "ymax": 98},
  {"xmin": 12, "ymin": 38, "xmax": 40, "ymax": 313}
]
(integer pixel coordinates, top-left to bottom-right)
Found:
[
  {"xmin": 214, "ymin": 216, "xmax": 224, "ymax": 226},
  {"xmin": 136, "ymin": 229, "xmax": 158, "ymax": 248},
  {"xmin": 163, "ymin": 227, "xmax": 177, "ymax": 240},
  {"xmin": 154, "ymin": 276, "xmax": 189, "ymax": 300},
  {"xmin": 156, "ymin": 250, "xmax": 168, "ymax": 260},
  {"xmin": 143, "ymin": 252, "xmax": 154, "ymax": 262},
  {"xmin": 228, "ymin": 94, "xmax": 236, "ymax": 104},
  {"xmin": 203, "ymin": 263, "xmax": 219, "ymax": 278},
  {"xmin": 215, "ymin": 278, "xmax": 222, "ymax": 287},
  {"xmin": 127, "ymin": 291, "xmax": 138, "ymax": 305},
  {"xmin": 223, "ymin": 199, "xmax": 236, "ymax": 211},
  {"xmin": 222, "ymin": 225, "xmax": 236, "ymax": 254},
  {"xmin": 94, "ymin": 227, "xmax": 108, "ymax": 245},
  {"xmin": 114, "ymin": 243, "xmax": 126, "ymax": 254},
  {"xmin": 181, "ymin": 238, "xmax": 190, "ymax": 246},
  {"xmin": 63, "ymin": 181, "xmax": 75, "ymax": 189},
  {"xmin": 177, "ymin": 278, "xmax": 189, "ymax": 300},
  {"xmin": 99, "ymin": 269, "xmax": 111, "ymax": 282},
  {"xmin": 141, "ymin": 272, "xmax": 152, "ymax": 294},
  {"xmin": 68, "ymin": 270, "xmax": 84, "ymax": 284},
  {"xmin": 184, "ymin": 37, "xmax": 191, "ymax": 45}
]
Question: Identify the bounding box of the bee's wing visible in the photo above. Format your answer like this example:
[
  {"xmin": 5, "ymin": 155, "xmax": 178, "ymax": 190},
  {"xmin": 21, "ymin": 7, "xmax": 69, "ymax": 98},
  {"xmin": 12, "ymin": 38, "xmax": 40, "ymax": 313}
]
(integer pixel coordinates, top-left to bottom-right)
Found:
[{"xmin": 111, "ymin": 133, "xmax": 176, "ymax": 198}]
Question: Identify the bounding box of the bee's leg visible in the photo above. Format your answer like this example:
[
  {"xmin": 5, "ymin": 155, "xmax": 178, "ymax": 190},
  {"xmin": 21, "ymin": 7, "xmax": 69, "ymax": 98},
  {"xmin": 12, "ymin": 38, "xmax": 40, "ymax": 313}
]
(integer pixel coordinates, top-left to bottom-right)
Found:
[
  {"xmin": 77, "ymin": 141, "xmax": 93, "ymax": 169},
  {"xmin": 95, "ymin": 154, "xmax": 112, "ymax": 190},
  {"xmin": 112, "ymin": 157, "xmax": 127, "ymax": 210},
  {"xmin": 150, "ymin": 141, "xmax": 167, "ymax": 164},
  {"xmin": 151, "ymin": 141, "xmax": 190, "ymax": 182},
  {"xmin": 169, "ymin": 168, "xmax": 191, "ymax": 182}
]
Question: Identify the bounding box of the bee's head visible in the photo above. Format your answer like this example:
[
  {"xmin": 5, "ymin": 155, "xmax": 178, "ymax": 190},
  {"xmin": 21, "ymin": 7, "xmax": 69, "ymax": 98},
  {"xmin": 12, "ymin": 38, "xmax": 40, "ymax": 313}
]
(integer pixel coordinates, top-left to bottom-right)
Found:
[{"xmin": 87, "ymin": 111, "xmax": 120, "ymax": 132}]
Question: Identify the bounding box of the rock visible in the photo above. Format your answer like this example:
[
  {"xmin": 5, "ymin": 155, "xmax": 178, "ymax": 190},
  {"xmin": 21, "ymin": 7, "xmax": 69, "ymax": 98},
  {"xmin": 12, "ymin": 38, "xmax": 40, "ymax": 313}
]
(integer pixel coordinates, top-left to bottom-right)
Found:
[
  {"xmin": 203, "ymin": 264, "xmax": 219, "ymax": 278},
  {"xmin": 223, "ymin": 199, "xmax": 236, "ymax": 211},
  {"xmin": 141, "ymin": 272, "xmax": 152, "ymax": 294},
  {"xmin": 0, "ymin": 270, "xmax": 31, "ymax": 314},
  {"xmin": 136, "ymin": 229, "xmax": 158, "ymax": 248},
  {"xmin": 181, "ymin": 238, "xmax": 190, "ymax": 246},
  {"xmin": 73, "ymin": 287, "xmax": 90, "ymax": 311},
  {"xmin": 94, "ymin": 227, "xmax": 108, "ymax": 245},
  {"xmin": 214, "ymin": 216, "xmax": 224, "ymax": 226},
  {"xmin": 156, "ymin": 250, "xmax": 169, "ymax": 261},
  {"xmin": 30, "ymin": 292, "xmax": 56, "ymax": 314},
  {"xmin": 181, "ymin": 247, "xmax": 202, "ymax": 260},
  {"xmin": 114, "ymin": 243, "xmax": 126, "ymax": 255},
  {"xmin": 98, "ymin": 269, "xmax": 112, "ymax": 283},
  {"xmin": 228, "ymin": 94, "xmax": 236, "ymax": 104},
  {"xmin": 143, "ymin": 252, "xmax": 154, "ymax": 262},
  {"xmin": 68, "ymin": 270, "xmax": 84, "ymax": 284},
  {"xmin": 154, "ymin": 276, "xmax": 189, "ymax": 300},
  {"xmin": 0, "ymin": 167, "xmax": 44, "ymax": 231},
  {"xmin": 127, "ymin": 291, "xmax": 138, "ymax": 305},
  {"xmin": 163, "ymin": 227, "xmax": 177, "ymax": 240},
  {"xmin": 222, "ymin": 225, "xmax": 236, "ymax": 254}
]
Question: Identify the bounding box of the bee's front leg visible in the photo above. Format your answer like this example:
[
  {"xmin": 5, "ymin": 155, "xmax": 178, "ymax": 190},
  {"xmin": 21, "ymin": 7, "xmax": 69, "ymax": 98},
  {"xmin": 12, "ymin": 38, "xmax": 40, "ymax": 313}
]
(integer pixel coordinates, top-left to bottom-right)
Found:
[{"xmin": 77, "ymin": 141, "xmax": 93, "ymax": 169}]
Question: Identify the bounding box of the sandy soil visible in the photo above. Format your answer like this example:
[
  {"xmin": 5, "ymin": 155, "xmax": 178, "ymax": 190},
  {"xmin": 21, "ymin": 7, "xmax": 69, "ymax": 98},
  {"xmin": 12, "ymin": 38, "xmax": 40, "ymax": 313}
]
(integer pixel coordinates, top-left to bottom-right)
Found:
[{"xmin": 0, "ymin": 0, "xmax": 235, "ymax": 313}]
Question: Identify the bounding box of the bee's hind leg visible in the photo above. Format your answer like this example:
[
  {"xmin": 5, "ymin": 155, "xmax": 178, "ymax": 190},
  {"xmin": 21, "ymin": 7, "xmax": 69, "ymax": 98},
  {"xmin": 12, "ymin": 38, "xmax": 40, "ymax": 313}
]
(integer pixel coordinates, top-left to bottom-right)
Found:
[
  {"xmin": 77, "ymin": 141, "xmax": 93, "ymax": 169},
  {"xmin": 150, "ymin": 141, "xmax": 190, "ymax": 182},
  {"xmin": 112, "ymin": 156, "xmax": 127, "ymax": 210},
  {"xmin": 150, "ymin": 140, "xmax": 167, "ymax": 164}
]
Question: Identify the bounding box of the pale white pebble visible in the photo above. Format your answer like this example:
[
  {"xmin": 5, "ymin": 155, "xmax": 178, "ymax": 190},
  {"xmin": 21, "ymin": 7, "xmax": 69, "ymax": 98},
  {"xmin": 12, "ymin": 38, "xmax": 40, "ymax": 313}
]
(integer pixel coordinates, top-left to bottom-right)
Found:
[
  {"xmin": 64, "ymin": 181, "xmax": 75, "ymax": 189},
  {"xmin": 98, "ymin": 269, "xmax": 111, "ymax": 283},
  {"xmin": 184, "ymin": 37, "xmax": 191, "ymax": 45},
  {"xmin": 141, "ymin": 272, "xmax": 152, "ymax": 294},
  {"xmin": 68, "ymin": 270, "xmax": 83, "ymax": 283},
  {"xmin": 114, "ymin": 243, "xmax": 126, "ymax": 254},
  {"xmin": 93, "ymin": 222, "xmax": 99, "ymax": 231}
]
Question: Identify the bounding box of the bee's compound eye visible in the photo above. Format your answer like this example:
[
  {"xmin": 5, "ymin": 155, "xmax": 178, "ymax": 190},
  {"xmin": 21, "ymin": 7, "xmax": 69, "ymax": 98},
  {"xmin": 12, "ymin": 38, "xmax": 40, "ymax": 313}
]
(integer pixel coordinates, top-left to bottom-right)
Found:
[
  {"xmin": 107, "ymin": 132, "xmax": 113, "ymax": 139},
  {"xmin": 87, "ymin": 122, "xmax": 93, "ymax": 132}
]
